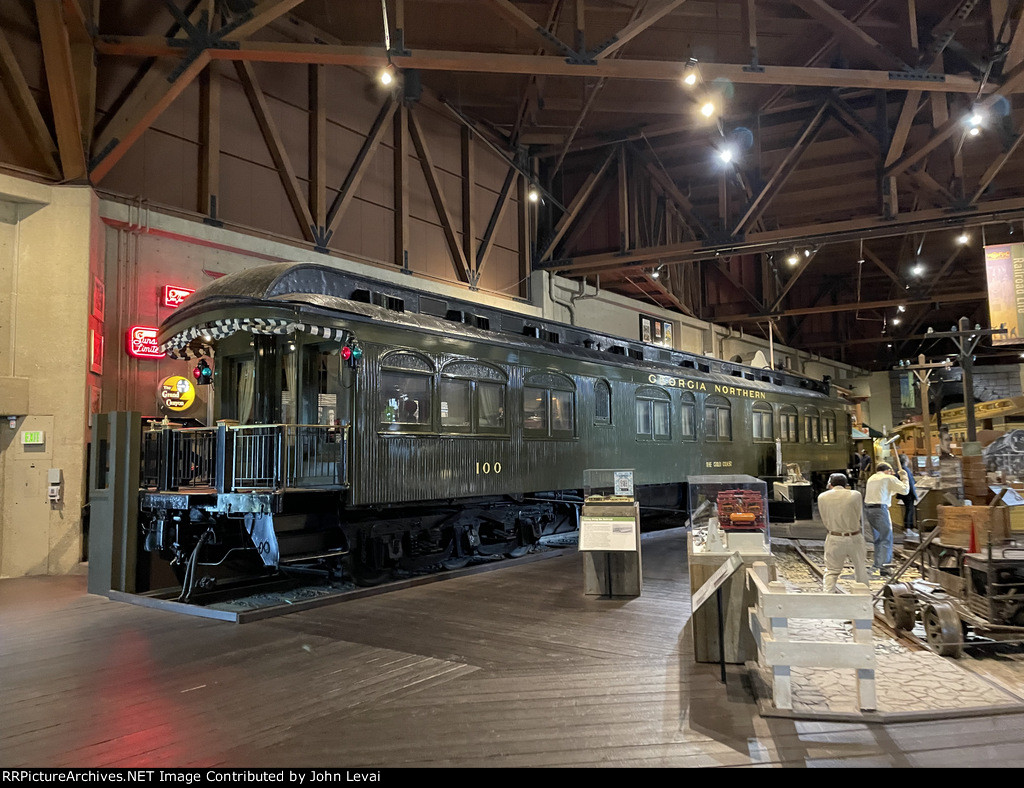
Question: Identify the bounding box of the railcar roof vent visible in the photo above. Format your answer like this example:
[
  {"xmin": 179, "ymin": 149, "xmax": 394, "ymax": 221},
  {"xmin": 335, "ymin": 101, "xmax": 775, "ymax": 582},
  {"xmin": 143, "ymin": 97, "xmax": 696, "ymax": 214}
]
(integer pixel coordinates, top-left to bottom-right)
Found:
[
  {"xmin": 628, "ymin": 348, "xmax": 644, "ymax": 360},
  {"xmin": 446, "ymin": 310, "xmax": 490, "ymax": 330},
  {"xmin": 679, "ymin": 359, "xmax": 696, "ymax": 369},
  {"xmin": 419, "ymin": 296, "xmax": 448, "ymax": 318},
  {"xmin": 697, "ymin": 362, "xmax": 711, "ymax": 373},
  {"xmin": 609, "ymin": 345, "xmax": 627, "ymax": 355},
  {"xmin": 523, "ymin": 324, "xmax": 541, "ymax": 339},
  {"xmin": 545, "ymin": 330, "xmax": 559, "ymax": 344},
  {"xmin": 351, "ymin": 289, "xmax": 405, "ymax": 312}
]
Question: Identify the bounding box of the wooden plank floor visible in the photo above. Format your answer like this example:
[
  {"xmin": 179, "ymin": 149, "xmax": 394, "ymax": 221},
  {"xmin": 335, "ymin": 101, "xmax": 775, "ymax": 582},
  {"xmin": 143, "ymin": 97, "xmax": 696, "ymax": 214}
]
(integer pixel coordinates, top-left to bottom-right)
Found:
[{"xmin": 5, "ymin": 528, "xmax": 1024, "ymax": 768}]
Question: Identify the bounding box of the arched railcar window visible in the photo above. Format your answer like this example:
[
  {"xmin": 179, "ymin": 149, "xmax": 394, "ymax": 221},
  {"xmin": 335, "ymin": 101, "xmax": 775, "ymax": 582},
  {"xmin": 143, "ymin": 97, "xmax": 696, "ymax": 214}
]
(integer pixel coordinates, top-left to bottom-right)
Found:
[
  {"xmin": 704, "ymin": 395, "xmax": 732, "ymax": 441},
  {"xmin": 524, "ymin": 371, "xmax": 576, "ymax": 439},
  {"xmin": 821, "ymin": 409, "xmax": 837, "ymax": 443},
  {"xmin": 803, "ymin": 406, "xmax": 820, "ymax": 443},
  {"xmin": 780, "ymin": 404, "xmax": 798, "ymax": 443},
  {"xmin": 753, "ymin": 402, "xmax": 774, "ymax": 442},
  {"xmin": 635, "ymin": 386, "xmax": 671, "ymax": 441},
  {"xmin": 594, "ymin": 379, "xmax": 612, "ymax": 426},
  {"xmin": 440, "ymin": 360, "xmax": 508, "ymax": 435},
  {"xmin": 380, "ymin": 351, "xmax": 434, "ymax": 431},
  {"xmin": 680, "ymin": 391, "xmax": 696, "ymax": 441}
]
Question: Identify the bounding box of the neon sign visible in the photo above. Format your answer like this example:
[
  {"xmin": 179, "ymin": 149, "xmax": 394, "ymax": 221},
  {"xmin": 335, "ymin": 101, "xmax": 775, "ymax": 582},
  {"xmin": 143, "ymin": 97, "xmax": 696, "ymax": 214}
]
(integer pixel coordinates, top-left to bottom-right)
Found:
[
  {"xmin": 126, "ymin": 326, "xmax": 165, "ymax": 359},
  {"xmin": 162, "ymin": 285, "xmax": 195, "ymax": 308}
]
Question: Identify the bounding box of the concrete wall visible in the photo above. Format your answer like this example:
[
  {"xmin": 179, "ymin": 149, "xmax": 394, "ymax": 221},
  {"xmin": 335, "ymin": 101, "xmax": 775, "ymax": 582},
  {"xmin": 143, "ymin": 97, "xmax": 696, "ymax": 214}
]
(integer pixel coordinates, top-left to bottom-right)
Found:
[{"xmin": 0, "ymin": 176, "xmax": 97, "ymax": 577}]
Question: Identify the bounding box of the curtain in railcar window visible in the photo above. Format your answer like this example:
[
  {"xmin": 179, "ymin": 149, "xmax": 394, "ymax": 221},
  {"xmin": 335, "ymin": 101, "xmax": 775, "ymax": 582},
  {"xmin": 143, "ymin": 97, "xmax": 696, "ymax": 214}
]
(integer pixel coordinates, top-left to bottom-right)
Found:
[
  {"xmin": 594, "ymin": 380, "xmax": 611, "ymax": 425},
  {"xmin": 705, "ymin": 396, "xmax": 732, "ymax": 441},
  {"xmin": 780, "ymin": 405, "xmax": 798, "ymax": 442},
  {"xmin": 478, "ymin": 382, "xmax": 505, "ymax": 429},
  {"xmin": 524, "ymin": 387, "xmax": 548, "ymax": 433},
  {"xmin": 753, "ymin": 403, "xmax": 774, "ymax": 441},
  {"xmin": 636, "ymin": 387, "xmax": 671, "ymax": 440},
  {"xmin": 440, "ymin": 378, "xmax": 471, "ymax": 428},
  {"xmin": 680, "ymin": 394, "xmax": 696, "ymax": 440}
]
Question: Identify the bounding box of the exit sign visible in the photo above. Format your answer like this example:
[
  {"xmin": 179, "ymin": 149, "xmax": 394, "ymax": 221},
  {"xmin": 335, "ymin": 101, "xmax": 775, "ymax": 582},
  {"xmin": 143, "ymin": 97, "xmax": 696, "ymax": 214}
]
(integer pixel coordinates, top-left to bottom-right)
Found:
[{"xmin": 21, "ymin": 430, "xmax": 44, "ymax": 445}]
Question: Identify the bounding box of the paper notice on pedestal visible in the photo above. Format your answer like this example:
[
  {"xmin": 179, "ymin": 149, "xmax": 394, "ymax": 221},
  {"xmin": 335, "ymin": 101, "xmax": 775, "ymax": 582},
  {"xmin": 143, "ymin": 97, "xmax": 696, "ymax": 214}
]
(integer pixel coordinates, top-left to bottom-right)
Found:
[{"xmin": 578, "ymin": 515, "xmax": 637, "ymax": 552}]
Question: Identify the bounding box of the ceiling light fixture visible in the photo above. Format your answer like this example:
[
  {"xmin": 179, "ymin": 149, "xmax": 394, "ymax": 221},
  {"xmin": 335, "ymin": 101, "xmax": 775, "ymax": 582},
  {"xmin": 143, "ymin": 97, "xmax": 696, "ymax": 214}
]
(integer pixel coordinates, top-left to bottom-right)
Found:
[
  {"xmin": 787, "ymin": 251, "xmax": 799, "ymax": 266},
  {"xmin": 700, "ymin": 100, "xmax": 715, "ymax": 118},
  {"xmin": 528, "ymin": 188, "xmax": 539, "ymax": 203},
  {"xmin": 957, "ymin": 231, "xmax": 969, "ymax": 245},
  {"xmin": 682, "ymin": 57, "xmax": 699, "ymax": 86}
]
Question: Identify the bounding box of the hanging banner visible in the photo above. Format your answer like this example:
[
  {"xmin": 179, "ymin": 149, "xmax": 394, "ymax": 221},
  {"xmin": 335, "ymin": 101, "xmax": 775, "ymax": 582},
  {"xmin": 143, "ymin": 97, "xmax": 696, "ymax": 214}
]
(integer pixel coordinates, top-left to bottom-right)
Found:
[{"xmin": 984, "ymin": 243, "xmax": 1024, "ymax": 345}]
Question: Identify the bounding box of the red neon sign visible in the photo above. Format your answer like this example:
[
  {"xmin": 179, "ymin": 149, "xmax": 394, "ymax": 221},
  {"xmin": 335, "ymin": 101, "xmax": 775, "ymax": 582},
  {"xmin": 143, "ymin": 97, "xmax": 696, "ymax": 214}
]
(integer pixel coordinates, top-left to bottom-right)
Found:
[
  {"xmin": 162, "ymin": 285, "xmax": 195, "ymax": 308},
  {"xmin": 126, "ymin": 326, "xmax": 165, "ymax": 359}
]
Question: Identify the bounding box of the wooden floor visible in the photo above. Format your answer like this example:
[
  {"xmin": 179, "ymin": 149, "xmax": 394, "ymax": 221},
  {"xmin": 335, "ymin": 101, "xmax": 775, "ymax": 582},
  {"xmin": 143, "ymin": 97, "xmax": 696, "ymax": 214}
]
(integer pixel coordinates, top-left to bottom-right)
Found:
[{"xmin": 5, "ymin": 528, "xmax": 1024, "ymax": 768}]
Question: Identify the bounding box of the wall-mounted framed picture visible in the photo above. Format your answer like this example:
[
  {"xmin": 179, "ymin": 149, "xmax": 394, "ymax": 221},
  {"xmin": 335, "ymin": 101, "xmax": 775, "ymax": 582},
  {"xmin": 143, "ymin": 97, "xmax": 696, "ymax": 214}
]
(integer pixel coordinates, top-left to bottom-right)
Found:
[
  {"xmin": 639, "ymin": 314, "xmax": 673, "ymax": 348},
  {"xmin": 91, "ymin": 276, "xmax": 105, "ymax": 321}
]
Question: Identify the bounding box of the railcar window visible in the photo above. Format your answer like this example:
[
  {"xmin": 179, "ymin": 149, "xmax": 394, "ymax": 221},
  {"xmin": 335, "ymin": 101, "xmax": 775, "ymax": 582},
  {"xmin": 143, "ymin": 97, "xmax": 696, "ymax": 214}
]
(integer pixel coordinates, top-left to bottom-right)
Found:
[
  {"xmin": 753, "ymin": 402, "xmax": 774, "ymax": 442},
  {"xmin": 704, "ymin": 395, "xmax": 732, "ymax": 441},
  {"xmin": 439, "ymin": 361, "xmax": 508, "ymax": 435},
  {"xmin": 636, "ymin": 386, "xmax": 671, "ymax": 441},
  {"xmin": 803, "ymin": 407, "xmax": 820, "ymax": 442},
  {"xmin": 680, "ymin": 392, "xmax": 696, "ymax": 441},
  {"xmin": 523, "ymin": 371, "xmax": 576, "ymax": 439},
  {"xmin": 381, "ymin": 351, "xmax": 435, "ymax": 431},
  {"xmin": 300, "ymin": 343, "xmax": 343, "ymax": 425},
  {"xmin": 822, "ymin": 410, "xmax": 837, "ymax": 443},
  {"xmin": 780, "ymin": 405, "xmax": 798, "ymax": 442},
  {"xmin": 594, "ymin": 380, "xmax": 612, "ymax": 425}
]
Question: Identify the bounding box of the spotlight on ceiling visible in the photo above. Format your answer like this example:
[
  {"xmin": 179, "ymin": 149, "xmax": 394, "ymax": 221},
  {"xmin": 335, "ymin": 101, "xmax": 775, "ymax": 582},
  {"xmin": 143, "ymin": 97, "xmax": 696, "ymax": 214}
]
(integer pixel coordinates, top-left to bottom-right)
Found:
[
  {"xmin": 718, "ymin": 146, "xmax": 734, "ymax": 164},
  {"xmin": 787, "ymin": 252, "xmax": 799, "ymax": 266},
  {"xmin": 957, "ymin": 232, "xmax": 969, "ymax": 245},
  {"xmin": 893, "ymin": 317, "xmax": 902, "ymax": 326},
  {"xmin": 528, "ymin": 188, "xmax": 539, "ymax": 203},
  {"xmin": 700, "ymin": 100, "xmax": 715, "ymax": 118},
  {"xmin": 681, "ymin": 57, "xmax": 698, "ymax": 87},
  {"xmin": 379, "ymin": 65, "xmax": 394, "ymax": 86},
  {"xmin": 912, "ymin": 262, "xmax": 925, "ymax": 276}
]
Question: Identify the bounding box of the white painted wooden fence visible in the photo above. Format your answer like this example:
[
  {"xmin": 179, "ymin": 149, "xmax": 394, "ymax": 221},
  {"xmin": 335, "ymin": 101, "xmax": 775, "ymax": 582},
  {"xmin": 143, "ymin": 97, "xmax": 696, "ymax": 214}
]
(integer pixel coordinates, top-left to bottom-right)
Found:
[{"xmin": 747, "ymin": 562, "xmax": 876, "ymax": 712}]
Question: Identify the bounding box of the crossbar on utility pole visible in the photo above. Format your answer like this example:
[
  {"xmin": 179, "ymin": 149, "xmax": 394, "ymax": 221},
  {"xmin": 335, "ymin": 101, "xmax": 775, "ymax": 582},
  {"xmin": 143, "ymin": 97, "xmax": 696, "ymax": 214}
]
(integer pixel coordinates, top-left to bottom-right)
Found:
[
  {"xmin": 918, "ymin": 318, "xmax": 1007, "ymax": 447},
  {"xmin": 893, "ymin": 354, "xmax": 953, "ymax": 476}
]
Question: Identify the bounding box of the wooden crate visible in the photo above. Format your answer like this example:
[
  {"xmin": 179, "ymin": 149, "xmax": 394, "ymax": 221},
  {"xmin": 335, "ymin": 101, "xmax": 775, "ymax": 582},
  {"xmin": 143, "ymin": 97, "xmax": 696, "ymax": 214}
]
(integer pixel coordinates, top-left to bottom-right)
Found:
[{"xmin": 937, "ymin": 505, "xmax": 1010, "ymax": 549}]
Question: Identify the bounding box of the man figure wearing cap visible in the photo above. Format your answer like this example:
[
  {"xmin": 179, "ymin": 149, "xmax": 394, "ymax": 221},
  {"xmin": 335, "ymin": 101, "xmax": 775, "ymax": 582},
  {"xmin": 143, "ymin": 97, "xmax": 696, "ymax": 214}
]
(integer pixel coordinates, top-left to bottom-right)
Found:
[
  {"xmin": 863, "ymin": 461, "xmax": 910, "ymax": 576},
  {"xmin": 817, "ymin": 473, "xmax": 869, "ymax": 592}
]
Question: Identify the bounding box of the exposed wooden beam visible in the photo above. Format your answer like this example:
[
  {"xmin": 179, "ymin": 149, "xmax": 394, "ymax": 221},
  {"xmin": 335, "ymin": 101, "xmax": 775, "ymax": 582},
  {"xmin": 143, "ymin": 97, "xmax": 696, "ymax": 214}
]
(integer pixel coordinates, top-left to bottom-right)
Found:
[
  {"xmin": 235, "ymin": 60, "xmax": 316, "ymax": 243},
  {"xmin": 540, "ymin": 195, "xmax": 1024, "ymax": 275},
  {"xmin": 93, "ymin": 37, "xmax": 992, "ymax": 94},
  {"xmin": 222, "ymin": 0, "xmax": 308, "ymax": 42},
  {"xmin": 769, "ymin": 247, "xmax": 820, "ymax": 313},
  {"xmin": 590, "ymin": 0, "xmax": 688, "ymax": 59},
  {"xmin": 0, "ymin": 28, "xmax": 59, "ymax": 176},
  {"xmin": 461, "ymin": 126, "xmax": 476, "ymax": 282},
  {"xmin": 791, "ymin": 0, "xmax": 911, "ymax": 72},
  {"xmin": 715, "ymin": 290, "xmax": 986, "ymax": 323},
  {"xmin": 537, "ymin": 147, "xmax": 616, "ymax": 262},
  {"xmin": 485, "ymin": 0, "xmax": 578, "ymax": 57},
  {"xmin": 309, "ymin": 64, "xmax": 326, "ymax": 234},
  {"xmin": 476, "ymin": 164, "xmax": 517, "ymax": 275},
  {"xmin": 324, "ymin": 97, "xmax": 395, "ymax": 241},
  {"xmin": 732, "ymin": 101, "xmax": 830, "ymax": 236},
  {"xmin": 394, "ymin": 103, "xmax": 409, "ymax": 270},
  {"xmin": 408, "ymin": 109, "xmax": 472, "ymax": 283},
  {"xmin": 861, "ymin": 244, "xmax": 904, "ymax": 287},
  {"xmin": 198, "ymin": 61, "xmax": 220, "ymax": 219},
  {"xmin": 34, "ymin": 0, "xmax": 87, "ymax": 180}
]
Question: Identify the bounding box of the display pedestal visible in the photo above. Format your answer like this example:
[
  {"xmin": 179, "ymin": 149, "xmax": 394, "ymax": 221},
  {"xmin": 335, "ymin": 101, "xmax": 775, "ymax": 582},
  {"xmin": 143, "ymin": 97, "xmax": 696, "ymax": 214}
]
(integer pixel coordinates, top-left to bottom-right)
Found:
[
  {"xmin": 774, "ymin": 482, "xmax": 813, "ymax": 520},
  {"xmin": 580, "ymin": 501, "xmax": 642, "ymax": 597},
  {"xmin": 687, "ymin": 533, "xmax": 775, "ymax": 663}
]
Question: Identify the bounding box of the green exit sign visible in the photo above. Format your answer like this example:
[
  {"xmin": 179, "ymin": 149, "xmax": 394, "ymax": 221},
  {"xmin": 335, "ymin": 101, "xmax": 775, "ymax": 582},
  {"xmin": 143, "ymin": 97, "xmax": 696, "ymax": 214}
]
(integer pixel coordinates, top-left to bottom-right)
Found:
[{"xmin": 21, "ymin": 430, "xmax": 44, "ymax": 445}]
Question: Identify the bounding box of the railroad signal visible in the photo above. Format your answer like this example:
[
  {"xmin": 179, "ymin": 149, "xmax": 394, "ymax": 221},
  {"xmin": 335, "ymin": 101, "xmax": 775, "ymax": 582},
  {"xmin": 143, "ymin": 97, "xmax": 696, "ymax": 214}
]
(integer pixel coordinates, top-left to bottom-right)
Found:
[
  {"xmin": 192, "ymin": 359, "xmax": 213, "ymax": 385},
  {"xmin": 341, "ymin": 341, "xmax": 363, "ymax": 368}
]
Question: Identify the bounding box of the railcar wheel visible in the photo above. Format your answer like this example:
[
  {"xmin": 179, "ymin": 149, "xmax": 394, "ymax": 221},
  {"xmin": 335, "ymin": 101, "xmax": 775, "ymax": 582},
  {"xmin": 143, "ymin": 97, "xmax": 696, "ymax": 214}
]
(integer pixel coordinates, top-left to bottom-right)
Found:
[
  {"xmin": 922, "ymin": 600, "xmax": 963, "ymax": 658},
  {"xmin": 882, "ymin": 583, "xmax": 916, "ymax": 631}
]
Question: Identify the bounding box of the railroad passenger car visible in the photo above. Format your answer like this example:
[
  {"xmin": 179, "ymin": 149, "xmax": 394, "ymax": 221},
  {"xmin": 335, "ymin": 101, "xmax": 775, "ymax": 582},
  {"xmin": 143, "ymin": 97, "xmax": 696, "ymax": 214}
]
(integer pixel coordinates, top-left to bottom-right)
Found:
[{"xmin": 140, "ymin": 262, "xmax": 851, "ymax": 596}]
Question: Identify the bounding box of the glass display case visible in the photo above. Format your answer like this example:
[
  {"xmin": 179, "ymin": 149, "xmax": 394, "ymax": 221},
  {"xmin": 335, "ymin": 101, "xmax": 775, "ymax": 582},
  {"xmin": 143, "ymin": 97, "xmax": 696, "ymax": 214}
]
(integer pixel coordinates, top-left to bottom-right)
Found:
[{"xmin": 688, "ymin": 474, "xmax": 770, "ymax": 554}]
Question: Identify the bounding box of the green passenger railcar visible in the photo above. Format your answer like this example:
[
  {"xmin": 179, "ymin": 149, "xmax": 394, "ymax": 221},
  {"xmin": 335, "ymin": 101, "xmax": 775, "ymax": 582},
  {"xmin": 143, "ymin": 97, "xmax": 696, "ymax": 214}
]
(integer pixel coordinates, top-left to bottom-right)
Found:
[{"xmin": 139, "ymin": 263, "xmax": 851, "ymax": 596}]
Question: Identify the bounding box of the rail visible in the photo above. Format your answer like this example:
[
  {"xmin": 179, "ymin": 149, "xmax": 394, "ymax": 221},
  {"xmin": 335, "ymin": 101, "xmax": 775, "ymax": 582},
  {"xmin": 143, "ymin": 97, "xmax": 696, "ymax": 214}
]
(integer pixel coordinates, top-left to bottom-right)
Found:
[
  {"xmin": 747, "ymin": 561, "xmax": 877, "ymax": 712},
  {"xmin": 141, "ymin": 423, "xmax": 348, "ymax": 493}
]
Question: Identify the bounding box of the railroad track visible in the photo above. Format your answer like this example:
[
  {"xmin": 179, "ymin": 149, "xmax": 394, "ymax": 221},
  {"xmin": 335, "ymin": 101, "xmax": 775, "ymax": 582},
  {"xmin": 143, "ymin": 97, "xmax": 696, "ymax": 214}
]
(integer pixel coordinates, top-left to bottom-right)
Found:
[{"xmin": 787, "ymin": 539, "xmax": 930, "ymax": 652}]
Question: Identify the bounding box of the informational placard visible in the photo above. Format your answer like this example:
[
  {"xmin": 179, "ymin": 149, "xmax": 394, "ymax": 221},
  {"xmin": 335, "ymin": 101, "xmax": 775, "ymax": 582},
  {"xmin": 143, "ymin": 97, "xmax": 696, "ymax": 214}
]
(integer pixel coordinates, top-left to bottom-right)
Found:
[
  {"xmin": 579, "ymin": 515, "xmax": 637, "ymax": 552},
  {"xmin": 613, "ymin": 470, "xmax": 634, "ymax": 498},
  {"xmin": 690, "ymin": 551, "xmax": 743, "ymax": 612}
]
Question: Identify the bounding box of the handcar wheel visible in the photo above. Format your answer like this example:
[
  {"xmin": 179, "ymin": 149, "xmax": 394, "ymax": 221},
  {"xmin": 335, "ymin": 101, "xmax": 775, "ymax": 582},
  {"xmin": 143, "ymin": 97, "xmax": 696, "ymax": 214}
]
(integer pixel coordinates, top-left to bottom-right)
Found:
[
  {"xmin": 922, "ymin": 601, "xmax": 963, "ymax": 658},
  {"xmin": 882, "ymin": 583, "xmax": 916, "ymax": 631}
]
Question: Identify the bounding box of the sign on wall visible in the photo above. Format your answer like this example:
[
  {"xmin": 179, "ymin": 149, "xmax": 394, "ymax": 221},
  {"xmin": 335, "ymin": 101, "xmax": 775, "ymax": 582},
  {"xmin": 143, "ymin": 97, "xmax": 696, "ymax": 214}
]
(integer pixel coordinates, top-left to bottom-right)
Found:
[
  {"xmin": 162, "ymin": 285, "xmax": 195, "ymax": 308},
  {"xmin": 126, "ymin": 326, "xmax": 165, "ymax": 358},
  {"xmin": 984, "ymin": 243, "xmax": 1024, "ymax": 345},
  {"xmin": 158, "ymin": 376, "xmax": 196, "ymax": 412}
]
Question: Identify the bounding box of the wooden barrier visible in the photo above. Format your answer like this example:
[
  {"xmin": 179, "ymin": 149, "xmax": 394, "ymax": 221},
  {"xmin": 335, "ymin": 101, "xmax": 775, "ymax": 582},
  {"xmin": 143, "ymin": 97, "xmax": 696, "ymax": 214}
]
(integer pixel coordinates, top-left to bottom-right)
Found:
[{"xmin": 747, "ymin": 562, "xmax": 876, "ymax": 712}]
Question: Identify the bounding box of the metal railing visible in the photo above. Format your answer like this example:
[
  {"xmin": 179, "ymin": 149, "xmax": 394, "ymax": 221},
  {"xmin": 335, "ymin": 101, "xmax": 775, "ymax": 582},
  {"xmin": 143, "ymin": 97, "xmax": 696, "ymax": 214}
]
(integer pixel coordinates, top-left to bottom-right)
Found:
[{"xmin": 141, "ymin": 423, "xmax": 347, "ymax": 493}]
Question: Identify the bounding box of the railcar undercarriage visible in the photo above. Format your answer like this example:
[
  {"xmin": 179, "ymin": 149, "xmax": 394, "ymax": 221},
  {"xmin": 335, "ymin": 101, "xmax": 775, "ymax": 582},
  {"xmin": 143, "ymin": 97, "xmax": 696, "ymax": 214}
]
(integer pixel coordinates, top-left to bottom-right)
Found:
[{"xmin": 140, "ymin": 491, "xmax": 581, "ymax": 601}]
